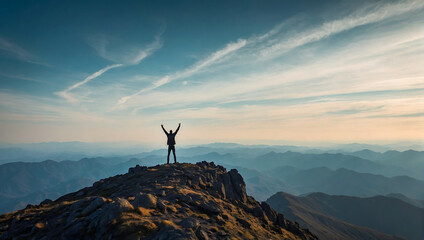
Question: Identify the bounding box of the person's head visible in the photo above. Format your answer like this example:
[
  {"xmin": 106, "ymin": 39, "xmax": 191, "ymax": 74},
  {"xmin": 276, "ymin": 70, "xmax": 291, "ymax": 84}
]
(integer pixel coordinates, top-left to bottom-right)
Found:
[{"xmin": 170, "ymin": 130, "xmax": 173, "ymax": 134}]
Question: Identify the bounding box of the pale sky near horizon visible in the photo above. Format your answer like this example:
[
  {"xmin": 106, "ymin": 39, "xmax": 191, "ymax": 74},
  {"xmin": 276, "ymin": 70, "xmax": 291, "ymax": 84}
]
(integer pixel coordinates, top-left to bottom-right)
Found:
[{"xmin": 0, "ymin": 0, "xmax": 423, "ymax": 145}]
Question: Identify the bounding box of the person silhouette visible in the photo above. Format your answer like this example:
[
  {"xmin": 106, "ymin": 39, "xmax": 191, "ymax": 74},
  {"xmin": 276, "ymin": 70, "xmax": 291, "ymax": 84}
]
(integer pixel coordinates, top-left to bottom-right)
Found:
[{"xmin": 161, "ymin": 123, "xmax": 181, "ymax": 164}]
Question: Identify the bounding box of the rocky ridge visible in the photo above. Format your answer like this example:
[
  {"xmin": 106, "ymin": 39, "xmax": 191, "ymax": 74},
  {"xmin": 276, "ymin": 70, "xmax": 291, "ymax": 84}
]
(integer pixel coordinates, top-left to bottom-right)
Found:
[{"xmin": 0, "ymin": 162, "xmax": 317, "ymax": 239}]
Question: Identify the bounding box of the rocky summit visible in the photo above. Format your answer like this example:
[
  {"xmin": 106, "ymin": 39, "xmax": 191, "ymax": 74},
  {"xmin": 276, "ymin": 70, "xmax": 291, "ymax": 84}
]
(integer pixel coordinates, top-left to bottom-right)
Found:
[{"xmin": 0, "ymin": 162, "xmax": 317, "ymax": 240}]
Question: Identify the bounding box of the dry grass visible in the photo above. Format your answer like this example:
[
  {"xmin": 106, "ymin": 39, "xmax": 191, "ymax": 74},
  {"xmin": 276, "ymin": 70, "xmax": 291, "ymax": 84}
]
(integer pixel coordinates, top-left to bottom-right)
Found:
[
  {"xmin": 166, "ymin": 205, "xmax": 177, "ymax": 213},
  {"xmin": 121, "ymin": 212, "xmax": 143, "ymax": 221},
  {"xmin": 243, "ymin": 231, "xmax": 255, "ymax": 239},
  {"xmin": 60, "ymin": 200, "xmax": 77, "ymax": 206},
  {"xmin": 222, "ymin": 221, "xmax": 237, "ymax": 233},
  {"xmin": 177, "ymin": 188, "xmax": 201, "ymax": 196},
  {"xmin": 161, "ymin": 220, "xmax": 176, "ymax": 227},
  {"xmin": 139, "ymin": 220, "xmax": 157, "ymax": 235},
  {"xmin": 119, "ymin": 219, "xmax": 157, "ymax": 236},
  {"xmin": 196, "ymin": 213, "xmax": 209, "ymax": 220},
  {"xmin": 181, "ymin": 208, "xmax": 194, "ymax": 216},
  {"xmin": 137, "ymin": 207, "xmax": 153, "ymax": 216}
]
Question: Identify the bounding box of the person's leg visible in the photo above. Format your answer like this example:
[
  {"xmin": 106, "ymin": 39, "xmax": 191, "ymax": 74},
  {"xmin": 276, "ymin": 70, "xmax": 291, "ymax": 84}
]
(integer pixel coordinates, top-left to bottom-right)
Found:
[
  {"xmin": 167, "ymin": 146, "xmax": 171, "ymax": 164},
  {"xmin": 172, "ymin": 146, "xmax": 177, "ymax": 163}
]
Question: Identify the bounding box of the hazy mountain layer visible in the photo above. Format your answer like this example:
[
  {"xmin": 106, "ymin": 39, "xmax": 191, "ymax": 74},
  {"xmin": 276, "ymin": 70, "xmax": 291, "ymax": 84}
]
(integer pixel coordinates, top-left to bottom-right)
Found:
[
  {"xmin": 267, "ymin": 192, "xmax": 424, "ymax": 240},
  {"xmin": 349, "ymin": 149, "xmax": 424, "ymax": 180},
  {"xmin": 2, "ymin": 148, "xmax": 423, "ymax": 213},
  {"xmin": 279, "ymin": 167, "xmax": 424, "ymax": 200}
]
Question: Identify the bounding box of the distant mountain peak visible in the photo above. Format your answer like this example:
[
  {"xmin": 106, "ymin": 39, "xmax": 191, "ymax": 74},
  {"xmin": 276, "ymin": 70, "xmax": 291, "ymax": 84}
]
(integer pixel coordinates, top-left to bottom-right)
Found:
[{"xmin": 0, "ymin": 162, "xmax": 317, "ymax": 240}]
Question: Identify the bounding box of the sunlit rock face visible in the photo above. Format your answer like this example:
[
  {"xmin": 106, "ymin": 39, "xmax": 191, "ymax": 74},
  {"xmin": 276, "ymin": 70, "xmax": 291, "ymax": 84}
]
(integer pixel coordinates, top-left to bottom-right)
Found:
[{"xmin": 0, "ymin": 161, "xmax": 317, "ymax": 240}]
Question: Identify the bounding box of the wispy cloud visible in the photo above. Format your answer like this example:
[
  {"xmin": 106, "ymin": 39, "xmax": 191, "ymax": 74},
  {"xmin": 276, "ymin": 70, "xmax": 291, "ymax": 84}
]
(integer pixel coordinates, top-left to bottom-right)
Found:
[
  {"xmin": 120, "ymin": 19, "xmax": 424, "ymax": 114},
  {"xmin": 118, "ymin": 38, "xmax": 247, "ymax": 105},
  {"xmin": 117, "ymin": 0, "xmax": 424, "ymax": 108},
  {"xmin": 0, "ymin": 37, "xmax": 47, "ymax": 66},
  {"xmin": 252, "ymin": 0, "xmax": 424, "ymax": 61},
  {"xmin": 127, "ymin": 36, "xmax": 163, "ymax": 65},
  {"xmin": 58, "ymin": 31, "xmax": 164, "ymax": 102},
  {"xmin": 88, "ymin": 34, "xmax": 163, "ymax": 65},
  {"xmin": 56, "ymin": 63, "xmax": 123, "ymax": 102}
]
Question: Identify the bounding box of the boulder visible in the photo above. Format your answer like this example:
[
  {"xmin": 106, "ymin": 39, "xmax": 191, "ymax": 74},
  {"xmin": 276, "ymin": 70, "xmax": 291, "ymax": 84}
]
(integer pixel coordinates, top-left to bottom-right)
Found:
[
  {"xmin": 81, "ymin": 197, "xmax": 107, "ymax": 215},
  {"xmin": 179, "ymin": 218, "xmax": 199, "ymax": 229},
  {"xmin": 133, "ymin": 193, "xmax": 157, "ymax": 209}
]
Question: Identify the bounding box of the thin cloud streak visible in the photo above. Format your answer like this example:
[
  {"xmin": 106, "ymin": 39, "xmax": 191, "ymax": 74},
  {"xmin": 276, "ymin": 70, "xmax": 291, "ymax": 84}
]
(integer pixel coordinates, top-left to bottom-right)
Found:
[
  {"xmin": 56, "ymin": 64, "xmax": 123, "ymax": 102},
  {"xmin": 117, "ymin": 38, "xmax": 247, "ymax": 105},
  {"xmin": 58, "ymin": 33, "xmax": 164, "ymax": 102}
]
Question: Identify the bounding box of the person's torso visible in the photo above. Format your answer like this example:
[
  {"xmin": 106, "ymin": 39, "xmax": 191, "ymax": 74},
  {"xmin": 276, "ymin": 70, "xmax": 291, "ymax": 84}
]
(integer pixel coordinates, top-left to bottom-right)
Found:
[{"xmin": 167, "ymin": 134, "xmax": 176, "ymax": 145}]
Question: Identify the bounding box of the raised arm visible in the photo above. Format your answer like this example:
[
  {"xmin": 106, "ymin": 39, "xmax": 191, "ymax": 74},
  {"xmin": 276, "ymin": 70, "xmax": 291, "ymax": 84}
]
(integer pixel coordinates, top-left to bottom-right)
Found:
[
  {"xmin": 161, "ymin": 124, "xmax": 168, "ymax": 135},
  {"xmin": 174, "ymin": 123, "xmax": 181, "ymax": 135}
]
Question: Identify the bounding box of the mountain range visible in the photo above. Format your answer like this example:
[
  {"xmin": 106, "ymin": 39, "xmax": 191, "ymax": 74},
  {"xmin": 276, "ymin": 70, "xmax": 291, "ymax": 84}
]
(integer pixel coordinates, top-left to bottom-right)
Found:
[
  {"xmin": 270, "ymin": 166, "xmax": 424, "ymax": 200},
  {"xmin": 1, "ymin": 144, "xmax": 423, "ymax": 239},
  {"xmin": 2, "ymin": 147, "xmax": 424, "ymax": 214},
  {"xmin": 267, "ymin": 192, "xmax": 424, "ymax": 240}
]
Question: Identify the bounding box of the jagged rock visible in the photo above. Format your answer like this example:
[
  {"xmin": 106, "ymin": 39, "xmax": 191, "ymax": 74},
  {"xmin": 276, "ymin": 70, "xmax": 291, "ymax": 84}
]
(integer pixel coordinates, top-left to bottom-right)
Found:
[
  {"xmin": 261, "ymin": 201, "xmax": 278, "ymax": 223},
  {"xmin": 228, "ymin": 169, "xmax": 247, "ymax": 202},
  {"xmin": 128, "ymin": 164, "xmax": 148, "ymax": 174},
  {"xmin": 39, "ymin": 199, "xmax": 53, "ymax": 205},
  {"xmin": 0, "ymin": 162, "xmax": 317, "ymax": 240},
  {"xmin": 276, "ymin": 213, "xmax": 288, "ymax": 228},
  {"xmin": 24, "ymin": 204, "xmax": 36, "ymax": 209}
]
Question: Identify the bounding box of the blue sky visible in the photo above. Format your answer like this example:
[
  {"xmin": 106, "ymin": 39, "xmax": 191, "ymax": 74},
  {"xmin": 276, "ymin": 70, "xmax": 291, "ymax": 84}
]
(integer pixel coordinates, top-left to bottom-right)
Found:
[{"xmin": 0, "ymin": 0, "xmax": 423, "ymax": 145}]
